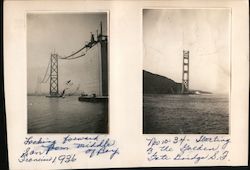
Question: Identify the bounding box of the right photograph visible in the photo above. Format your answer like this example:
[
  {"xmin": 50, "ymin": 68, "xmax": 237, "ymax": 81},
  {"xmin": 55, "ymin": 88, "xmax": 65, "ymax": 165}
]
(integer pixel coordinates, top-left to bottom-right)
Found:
[{"xmin": 143, "ymin": 9, "xmax": 230, "ymax": 134}]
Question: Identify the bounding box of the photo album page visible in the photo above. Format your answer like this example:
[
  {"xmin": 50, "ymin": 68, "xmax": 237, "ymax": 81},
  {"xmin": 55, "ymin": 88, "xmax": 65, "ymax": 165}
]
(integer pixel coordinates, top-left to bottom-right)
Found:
[{"xmin": 4, "ymin": 0, "xmax": 249, "ymax": 169}]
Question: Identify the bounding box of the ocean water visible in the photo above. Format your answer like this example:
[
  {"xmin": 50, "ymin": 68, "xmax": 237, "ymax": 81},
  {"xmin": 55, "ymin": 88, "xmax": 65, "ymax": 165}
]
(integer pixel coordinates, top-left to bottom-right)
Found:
[
  {"xmin": 28, "ymin": 96, "xmax": 108, "ymax": 133},
  {"xmin": 143, "ymin": 94, "xmax": 229, "ymax": 134}
]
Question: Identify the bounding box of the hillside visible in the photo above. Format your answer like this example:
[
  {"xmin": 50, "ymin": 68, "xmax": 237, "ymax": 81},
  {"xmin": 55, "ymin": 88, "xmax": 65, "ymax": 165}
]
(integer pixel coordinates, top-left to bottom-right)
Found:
[{"xmin": 143, "ymin": 70, "xmax": 182, "ymax": 94}]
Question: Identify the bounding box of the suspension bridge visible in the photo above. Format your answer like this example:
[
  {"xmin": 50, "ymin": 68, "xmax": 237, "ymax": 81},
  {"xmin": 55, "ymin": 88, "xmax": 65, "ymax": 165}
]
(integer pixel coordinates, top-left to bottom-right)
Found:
[{"xmin": 40, "ymin": 22, "xmax": 108, "ymax": 101}]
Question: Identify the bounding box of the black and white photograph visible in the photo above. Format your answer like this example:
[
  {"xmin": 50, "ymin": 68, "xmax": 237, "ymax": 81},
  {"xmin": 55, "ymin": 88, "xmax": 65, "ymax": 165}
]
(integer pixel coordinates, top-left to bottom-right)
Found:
[
  {"xmin": 143, "ymin": 9, "xmax": 230, "ymax": 134},
  {"xmin": 27, "ymin": 13, "xmax": 109, "ymax": 133}
]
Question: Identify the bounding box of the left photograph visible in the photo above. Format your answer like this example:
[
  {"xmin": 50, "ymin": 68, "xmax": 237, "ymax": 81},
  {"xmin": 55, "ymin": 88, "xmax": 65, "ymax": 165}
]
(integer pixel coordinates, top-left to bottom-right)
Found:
[{"xmin": 27, "ymin": 13, "xmax": 109, "ymax": 133}]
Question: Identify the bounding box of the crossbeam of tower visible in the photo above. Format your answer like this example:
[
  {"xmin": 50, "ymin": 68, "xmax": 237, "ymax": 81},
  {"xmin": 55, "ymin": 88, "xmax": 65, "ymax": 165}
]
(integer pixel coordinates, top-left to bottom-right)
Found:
[{"xmin": 182, "ymin": 50, "xmax": 189, "ymax": 94}]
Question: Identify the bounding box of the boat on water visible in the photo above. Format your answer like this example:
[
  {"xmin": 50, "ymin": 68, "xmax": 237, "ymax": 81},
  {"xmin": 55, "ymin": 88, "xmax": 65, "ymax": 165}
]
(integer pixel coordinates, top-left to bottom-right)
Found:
[{"xmin": 78, "ymin": 93, "xmax": 108, "ymax": 103}]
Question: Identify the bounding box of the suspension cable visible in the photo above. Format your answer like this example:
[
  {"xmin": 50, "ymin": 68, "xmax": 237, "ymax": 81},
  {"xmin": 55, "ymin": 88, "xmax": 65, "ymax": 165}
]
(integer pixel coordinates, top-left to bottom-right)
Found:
[
  {"xmin": 59, "ymin": 40, "xmax": 98, "ymax": 60},
  {"xmin": 59, "ymin": 42, "xmax": 98, "ymax": 60},
  {"xmin": 44, "ymin": 73, "xmax": 50, "ymax": 83},
  {"xmin": 40, "ymin": 59, "xmax": 50, "ymax": 83},
  {"xmin": 59, "ymin": 45, "xmax": 87, "ymax": 59}
]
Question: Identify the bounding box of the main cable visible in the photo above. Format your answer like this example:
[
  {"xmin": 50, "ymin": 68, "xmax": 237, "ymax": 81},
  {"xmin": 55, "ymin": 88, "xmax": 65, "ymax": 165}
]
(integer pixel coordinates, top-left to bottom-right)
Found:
[{"xmin": 40, "ymin": 59, "xmax": 51, "ymax": 83}]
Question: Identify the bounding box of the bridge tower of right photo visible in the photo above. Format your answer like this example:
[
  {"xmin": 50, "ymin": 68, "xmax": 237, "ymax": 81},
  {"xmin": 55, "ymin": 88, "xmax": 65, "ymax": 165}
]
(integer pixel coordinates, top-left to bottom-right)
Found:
[{"xmin": 143, "ymin": 9, "xmax": 230, "ymax": 134}]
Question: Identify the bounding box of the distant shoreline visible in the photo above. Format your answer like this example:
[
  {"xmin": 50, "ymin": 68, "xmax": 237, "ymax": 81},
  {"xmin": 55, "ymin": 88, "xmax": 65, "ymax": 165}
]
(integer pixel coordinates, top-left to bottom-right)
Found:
[{"xmin": 27, "ymin": 94, "xmax": 80, "ymax": 96}]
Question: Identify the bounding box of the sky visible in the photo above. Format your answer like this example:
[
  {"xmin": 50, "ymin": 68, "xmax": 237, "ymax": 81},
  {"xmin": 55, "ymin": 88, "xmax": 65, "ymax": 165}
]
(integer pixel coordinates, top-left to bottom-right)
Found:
[
  {"xmin": 143, "ymin": 9, "xmax": 231, "ymax": 94},
  {"xmin": 27, "ymin": 13, "xmax": 107, "ymax": 95}
]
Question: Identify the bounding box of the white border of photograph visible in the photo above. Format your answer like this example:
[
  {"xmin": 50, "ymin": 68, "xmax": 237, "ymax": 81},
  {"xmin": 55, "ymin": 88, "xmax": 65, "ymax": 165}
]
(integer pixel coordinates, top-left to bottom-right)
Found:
[
  {"xmin": 25, "ymin": 11, "xmax": 110, "ymax": 134},
  {"xmin": 142, "ymin": 7, "xmax": 232, "ymax": 134}
]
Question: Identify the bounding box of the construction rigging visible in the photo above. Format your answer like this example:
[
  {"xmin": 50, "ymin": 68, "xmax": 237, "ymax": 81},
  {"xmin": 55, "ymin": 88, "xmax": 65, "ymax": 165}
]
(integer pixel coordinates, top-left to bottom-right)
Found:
[{"xmin": 40, "ymin": 22, "xmax": 108, "ymax": 98}]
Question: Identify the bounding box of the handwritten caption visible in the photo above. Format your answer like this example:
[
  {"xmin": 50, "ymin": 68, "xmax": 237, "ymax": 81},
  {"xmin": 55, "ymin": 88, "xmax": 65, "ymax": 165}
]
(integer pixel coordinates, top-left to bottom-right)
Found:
[
  {"xmin": 18, "ymin": 135, "xmax": 119, "ymax": 164},
  {"xmin": 146, "ymin": 135, "xmax": 230, "ymax": 164}
]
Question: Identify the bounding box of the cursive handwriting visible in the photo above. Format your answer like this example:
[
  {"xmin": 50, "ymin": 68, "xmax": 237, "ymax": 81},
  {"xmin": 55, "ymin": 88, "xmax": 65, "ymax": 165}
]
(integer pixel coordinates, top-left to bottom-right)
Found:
[
  {"xmin": 74, "ymin": 138, "xmax": 119, "ymax": 159},
  {"xmin": 42, "ymin": 142, "xmax": 69, "ymax": 154},
  {"xmin": 24, "ymin": 136, "xmax": 56, "ymax": 145},
  {"xmin": 62, "ymin": 135, "xmax": 99, "ymax": 144},
  {"xmin": 146, "ymin": 135, "xmax": 230, "ymax": 164},
  {"xmin": 18, "ymin": 135, "xmax": 119, "ymax": 164}
]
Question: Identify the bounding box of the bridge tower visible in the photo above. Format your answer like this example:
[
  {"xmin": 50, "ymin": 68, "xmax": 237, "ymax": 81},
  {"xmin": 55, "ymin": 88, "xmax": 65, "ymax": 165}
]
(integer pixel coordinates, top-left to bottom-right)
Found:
[
  {"xmin": 98, "ymin": 22, "xmax": 108, "ymax": 97},
  {"xmin": 49, "ymin": 53, "xmax": 59, "ymax": 97},
  {"xmin": 182, "ymin": 50, "xmax": 189, "ymax": 93}
]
